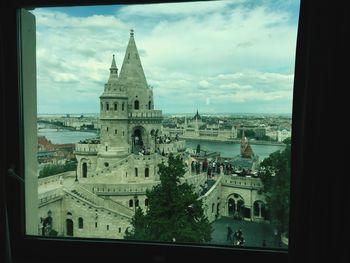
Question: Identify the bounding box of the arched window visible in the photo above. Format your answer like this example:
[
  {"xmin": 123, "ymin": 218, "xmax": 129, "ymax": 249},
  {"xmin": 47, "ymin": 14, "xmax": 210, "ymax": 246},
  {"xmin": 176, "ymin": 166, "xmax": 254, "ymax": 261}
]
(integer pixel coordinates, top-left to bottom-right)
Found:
[
  {"xmin": 106, "ymin": 103, "xmax": 109, "ymax": 111},
  {"xmin": 129, "ymin": 199, "xmax": 133, "ymax": 207},
  {"xmin": 135, "ymin": 167, "xmax": 138, "ymax": 177},
  {"xmin": 134, "ymin": 100, "xmax": 139, "ymax": 110},
  {"xmin": 148, "ymin": 101, "xmax": 151, "ymax": 110},
  {"xmin": 82, "ymin": 163, "xmax": 87, "ymax": 178},
  {"xmin": 145, "ymin": 167, "xmax": 149, "ymax": 178},
  {"xmin": 78, "ymin": 217, "xmax": 83, "ymax": 229},
  {"xmin": 122, "ymin": 103, "xmax": 125, "ymax": 111},
  {"xmin": 114, "ymin": 102, "xmax": 118, "ymax": 110}
]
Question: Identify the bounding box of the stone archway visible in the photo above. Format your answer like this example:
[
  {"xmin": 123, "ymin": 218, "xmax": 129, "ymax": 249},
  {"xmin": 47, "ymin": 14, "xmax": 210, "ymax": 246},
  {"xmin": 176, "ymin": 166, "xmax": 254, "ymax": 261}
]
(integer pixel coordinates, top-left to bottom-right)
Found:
[
  {"xmin": 66, "ymin": 219, "xmax": 73, "ymax": 236},
  {"xmin": 131, "ymin": 126, "xmax": 148, "ymax": 154},
  {"xmin": 227, "ymin": 193, "xmax": 245, "ymax": 219},
  {"xmin": 228, "ymin": 198, "xmax": 235, "ymax": 216},
  {"xmin": 253, "ymin": 200, "xmax": 267, "ymax": 219},
  {"xmin": 82, "ymin": 162, "xmax": 87, "ymax": 178}
]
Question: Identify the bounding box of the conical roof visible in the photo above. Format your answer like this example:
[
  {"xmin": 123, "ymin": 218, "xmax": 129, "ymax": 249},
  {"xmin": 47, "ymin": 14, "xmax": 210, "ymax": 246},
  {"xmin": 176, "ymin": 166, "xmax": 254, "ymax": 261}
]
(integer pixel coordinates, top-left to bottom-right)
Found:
[
  {"xmin": 118, "ymin": 29, "xmax": 148, "ymax": 90},
  {"xmin": 193, "ymin": 110, "xmax": 201, "ymax": 120},
  {"xmin": 108, "ymin": 54, "xmax": 118, "ymax": 82}
]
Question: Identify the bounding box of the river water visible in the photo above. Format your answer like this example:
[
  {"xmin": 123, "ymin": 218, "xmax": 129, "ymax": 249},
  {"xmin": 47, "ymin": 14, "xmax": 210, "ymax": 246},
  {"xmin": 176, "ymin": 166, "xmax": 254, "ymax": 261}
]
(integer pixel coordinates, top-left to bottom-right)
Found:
[{"xmin": 38, "ymin": 129, "xmax": 285, "ymax": 161}]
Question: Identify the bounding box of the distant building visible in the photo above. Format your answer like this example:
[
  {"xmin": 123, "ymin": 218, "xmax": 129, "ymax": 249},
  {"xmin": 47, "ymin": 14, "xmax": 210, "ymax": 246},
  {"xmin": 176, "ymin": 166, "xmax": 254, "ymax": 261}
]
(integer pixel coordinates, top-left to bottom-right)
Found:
[
  {"xmin": 277, "ymin": 128, "xmax": 291, "ymax": 142},
  {"xmin": 231, "ymin": 131, "xmax": 260, "ymax": 172}
]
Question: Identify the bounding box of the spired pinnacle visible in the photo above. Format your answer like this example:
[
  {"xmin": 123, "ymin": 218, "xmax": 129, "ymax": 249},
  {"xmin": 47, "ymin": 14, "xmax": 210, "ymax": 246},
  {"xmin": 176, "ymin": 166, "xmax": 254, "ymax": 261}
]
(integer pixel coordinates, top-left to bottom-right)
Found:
[{"xmin": 110, "ymin": 54, "xmax": 117, "ymax": 68}]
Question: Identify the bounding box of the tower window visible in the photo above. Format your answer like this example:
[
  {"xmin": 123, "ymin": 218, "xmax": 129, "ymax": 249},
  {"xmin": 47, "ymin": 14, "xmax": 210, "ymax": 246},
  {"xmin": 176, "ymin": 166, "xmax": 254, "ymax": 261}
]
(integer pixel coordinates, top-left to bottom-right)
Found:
[
  {"xmin": 128, "ymin": 53, "xmax": 130, "ymax": 59},
  {"xmin": 114, "ymin": 102, "xmax": 118, "ymax": 110},
  {"xmin": 105, "ymin": 146, "xmax": 108, "ymax": 151},
  {"xmin": 107, "ymin": 225, "xmax": 109, "ymax": 231},
  {"xmin": 148, "ymin": 101, "xmax": 151, "ymax": 110},
  {"xmin": 145, "ymin": 167, "xmax": 149, "ymax": 178},
  {"xmin": 78, "ymin": 217, "xmax": 83, "ymax": 229},
  {"xmin": 135, "ymin": 167, "xmax": 138, "ymax": 177},
  {"xmin": 106, "ymin": 103, "xmax": 109, "ymax": 111},
  {"xmin": 122, "ymin": 103, "xmax": 125, "ymax": 111},
  {"xmin": 101, "ymin": 102, "xmax": 103, "ymax": 111},
  {"xmin": 134, "ymin": 100, "xmax": 139, "ymax": 110},
  {"xmin": 106, "ymin": 127, "xmax": 109, "ymax": 132},
  {"xmin": 115, "ymin": 129, "xmax": 117, "ymax": 134}
]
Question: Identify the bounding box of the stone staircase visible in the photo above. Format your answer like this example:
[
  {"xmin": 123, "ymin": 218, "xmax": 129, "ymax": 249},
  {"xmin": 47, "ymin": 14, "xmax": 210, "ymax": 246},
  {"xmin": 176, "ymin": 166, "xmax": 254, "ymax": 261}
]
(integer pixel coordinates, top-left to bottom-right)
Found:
[
  {"xmin": 71, "ymin": 189, "xmax": 96, "ymax": 205},
  {"xmin": 68, "ymin": 185, "xmax": 134, "ymax": 218}
]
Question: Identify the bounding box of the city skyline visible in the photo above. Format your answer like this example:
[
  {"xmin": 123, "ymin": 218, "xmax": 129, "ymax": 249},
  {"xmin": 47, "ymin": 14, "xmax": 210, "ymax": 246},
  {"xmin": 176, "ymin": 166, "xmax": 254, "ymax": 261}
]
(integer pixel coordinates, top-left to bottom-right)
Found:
[{"xmin": 32, "ymin": 0, "xmax": 300, "ymax": 114}]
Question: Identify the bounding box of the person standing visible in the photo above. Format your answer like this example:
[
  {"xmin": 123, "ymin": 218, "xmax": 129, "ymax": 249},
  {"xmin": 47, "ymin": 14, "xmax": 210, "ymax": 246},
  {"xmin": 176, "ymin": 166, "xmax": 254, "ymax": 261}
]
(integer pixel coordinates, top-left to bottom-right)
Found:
[{"xmin": 227, "ymin": 225, "xmax": 233, "ymax": 241}]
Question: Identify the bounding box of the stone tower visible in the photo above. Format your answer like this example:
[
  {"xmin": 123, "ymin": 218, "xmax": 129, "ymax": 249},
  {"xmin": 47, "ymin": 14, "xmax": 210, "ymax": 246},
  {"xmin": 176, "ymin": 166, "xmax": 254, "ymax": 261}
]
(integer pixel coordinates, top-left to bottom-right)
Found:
[{"xmin": 97, "ymin": 30, "xmax": 162, "ymax": 169}]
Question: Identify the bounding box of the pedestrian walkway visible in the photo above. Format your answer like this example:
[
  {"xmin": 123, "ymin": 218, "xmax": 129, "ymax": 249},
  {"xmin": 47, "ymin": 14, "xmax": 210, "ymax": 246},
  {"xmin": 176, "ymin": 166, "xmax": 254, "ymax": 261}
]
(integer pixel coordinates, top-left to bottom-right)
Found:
[{"xmin": 209, "ymin": 217, "xmax": 288, "ymax": 249}]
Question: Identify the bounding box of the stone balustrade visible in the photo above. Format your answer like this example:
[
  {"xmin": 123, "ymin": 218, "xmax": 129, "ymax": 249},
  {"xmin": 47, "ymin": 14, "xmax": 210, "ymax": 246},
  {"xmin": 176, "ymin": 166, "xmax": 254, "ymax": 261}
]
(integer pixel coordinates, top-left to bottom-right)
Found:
[
  {"xmin": 67, "ymin": 185, "xmax": 133, "ymax": 218},
  {"xmin": 92, "ymin": 182, "xmax": 158, "ymax": 196},
  {"xmin": 38, "ymin": 187, "xmax": 64, "ymax": 206},
  {"xmin": 128, "ymin": 110, "xmax": 162, "ymax": 118},
  {"xmin": 75, "ymin": 143, "xmax": 98, "ymax": 154},
  {"xmin": 38, "ymin": 171, "xmax": 75, "ymax": 187},
  {"xmin": 157, "ymin": 140, "xmax": 186, "ymax": 154},
  {"xmin": 221, "ymin": 174, "xmax": 262, "ymax": 189}
]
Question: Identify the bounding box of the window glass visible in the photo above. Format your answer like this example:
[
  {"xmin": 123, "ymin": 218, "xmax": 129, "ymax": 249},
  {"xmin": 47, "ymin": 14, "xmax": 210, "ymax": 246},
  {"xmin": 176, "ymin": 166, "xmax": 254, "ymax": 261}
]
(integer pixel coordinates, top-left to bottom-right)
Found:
[{"xmin": 29, "ymin": 0, "xmax": 299, "ymax": 249}]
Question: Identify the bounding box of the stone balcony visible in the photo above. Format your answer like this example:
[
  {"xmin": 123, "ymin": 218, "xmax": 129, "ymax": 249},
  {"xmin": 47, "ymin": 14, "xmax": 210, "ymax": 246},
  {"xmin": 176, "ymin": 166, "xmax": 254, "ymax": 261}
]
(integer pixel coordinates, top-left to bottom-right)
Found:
[
  {"xmin": 75, "ymin": 143, "xmax": 99, "ymax": 154},
  {"xmin": 128, "ymin": 110, "xmax": 162, "ymax": 119},
  {"xmin": 221, "ymin": 174, "xmax": 263, "ymax": 190}
]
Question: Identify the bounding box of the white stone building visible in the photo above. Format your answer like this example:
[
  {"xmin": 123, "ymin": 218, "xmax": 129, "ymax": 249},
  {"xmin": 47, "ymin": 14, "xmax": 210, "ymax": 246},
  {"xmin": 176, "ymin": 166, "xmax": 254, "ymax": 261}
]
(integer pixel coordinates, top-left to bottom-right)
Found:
[{"xmin": 38, "ymin": 31, "xmax": 269, "ymax": 240}]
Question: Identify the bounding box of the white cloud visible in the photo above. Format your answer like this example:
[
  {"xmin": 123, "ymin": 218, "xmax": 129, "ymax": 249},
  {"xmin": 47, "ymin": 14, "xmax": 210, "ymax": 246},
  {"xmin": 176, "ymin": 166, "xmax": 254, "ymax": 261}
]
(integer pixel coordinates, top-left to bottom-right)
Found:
[
  {"xmin": 32, "ymin": 0, "xmax": 299, "ymax": 114},
  {"xmin": 117, "ymin": 1, "xmax": 242, "ymax": 17}
]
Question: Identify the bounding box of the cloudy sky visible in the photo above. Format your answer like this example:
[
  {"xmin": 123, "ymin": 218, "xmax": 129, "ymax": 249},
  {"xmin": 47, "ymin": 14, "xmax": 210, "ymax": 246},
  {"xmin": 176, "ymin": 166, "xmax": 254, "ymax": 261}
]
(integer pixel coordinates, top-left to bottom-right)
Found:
[{"xmin": 32, "ymin": 0, "xmax": 300, "ymax": 115}]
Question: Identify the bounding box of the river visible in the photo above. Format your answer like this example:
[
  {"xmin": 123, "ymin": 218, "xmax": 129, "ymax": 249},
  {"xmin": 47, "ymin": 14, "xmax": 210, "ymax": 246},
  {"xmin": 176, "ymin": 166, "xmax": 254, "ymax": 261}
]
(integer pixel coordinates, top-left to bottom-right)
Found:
[{"xmin": 38, "ymin": 129, "xmax": 285, "ymax": 161}]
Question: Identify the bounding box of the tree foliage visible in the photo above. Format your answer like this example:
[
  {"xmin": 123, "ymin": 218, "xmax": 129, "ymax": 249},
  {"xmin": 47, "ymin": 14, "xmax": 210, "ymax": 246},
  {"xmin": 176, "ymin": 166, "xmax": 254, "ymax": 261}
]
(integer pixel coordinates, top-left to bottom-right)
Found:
[
  {"xmin": 39, "ymin": 160, "xmax": 77, "ymax": 178},
  {"xmin": 259, "ymin": 139, "xmax": 291, "ymax": 233},
  {"xmin": 125, "ymin": 154, "xmax": 213, "ymax": 243}
]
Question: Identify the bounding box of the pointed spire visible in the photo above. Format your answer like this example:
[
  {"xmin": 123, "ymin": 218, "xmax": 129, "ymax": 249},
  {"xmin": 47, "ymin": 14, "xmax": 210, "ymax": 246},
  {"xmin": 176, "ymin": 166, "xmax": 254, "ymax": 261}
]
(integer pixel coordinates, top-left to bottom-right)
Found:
[
  {"xmin": 118, "ymin": 29, "xmax": 148, "ymax": 90},
  {"xmin": 193, "ymin": 109, "xmax": 201, "ymax": 120},
  {"xmin": 108, "ymin": 54, "xmax": 118, "ymax": 81},
  {"xmin": 111, "ymin": 54, "xmax": 117, "ymax": 68}
]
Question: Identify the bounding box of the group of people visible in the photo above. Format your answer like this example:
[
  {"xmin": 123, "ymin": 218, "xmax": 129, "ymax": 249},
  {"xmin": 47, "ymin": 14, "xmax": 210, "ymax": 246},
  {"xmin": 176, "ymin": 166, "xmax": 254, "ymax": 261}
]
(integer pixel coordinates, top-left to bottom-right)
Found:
[
  {"xmin": 227, "ymin": 225, "xmax": 245, "ymax": 246},
  {"xmin": 155, "ymin": 134, "xmax": 178, "ymax": 144}
]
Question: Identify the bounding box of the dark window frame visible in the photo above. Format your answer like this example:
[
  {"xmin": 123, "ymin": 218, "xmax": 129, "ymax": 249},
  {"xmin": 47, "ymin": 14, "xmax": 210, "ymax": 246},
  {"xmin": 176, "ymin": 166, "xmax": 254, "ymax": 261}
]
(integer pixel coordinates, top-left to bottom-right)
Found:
[{"xmin": 3, "ymin": 0, "xmax": 348, "ymax": 263}]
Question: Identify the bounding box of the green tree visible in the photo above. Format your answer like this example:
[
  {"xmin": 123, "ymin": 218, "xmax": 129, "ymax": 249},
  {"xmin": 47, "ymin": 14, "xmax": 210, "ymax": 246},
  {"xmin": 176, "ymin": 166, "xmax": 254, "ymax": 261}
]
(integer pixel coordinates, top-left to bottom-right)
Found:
[
  {"xmin": 259, "ymin": 139, "xmax": 291, "ymax": 234},
  {"xmin": 39, "ymin": 160, "xmax": 77, "ymax": 178},
  {"xmin": 125, "ymin": 154, "xmax": 212, "ymax": 243}
]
